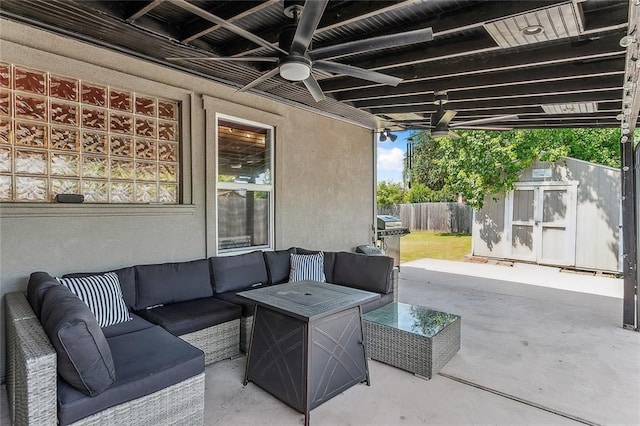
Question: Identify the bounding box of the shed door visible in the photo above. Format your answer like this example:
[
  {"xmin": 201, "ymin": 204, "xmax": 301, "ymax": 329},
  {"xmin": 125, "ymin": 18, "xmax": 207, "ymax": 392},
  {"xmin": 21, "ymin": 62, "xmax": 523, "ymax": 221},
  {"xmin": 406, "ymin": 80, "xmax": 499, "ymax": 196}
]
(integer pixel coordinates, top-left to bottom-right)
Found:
[{"xmin": 507, "ymin": 184, "xmax": 577, "ymax": 266}]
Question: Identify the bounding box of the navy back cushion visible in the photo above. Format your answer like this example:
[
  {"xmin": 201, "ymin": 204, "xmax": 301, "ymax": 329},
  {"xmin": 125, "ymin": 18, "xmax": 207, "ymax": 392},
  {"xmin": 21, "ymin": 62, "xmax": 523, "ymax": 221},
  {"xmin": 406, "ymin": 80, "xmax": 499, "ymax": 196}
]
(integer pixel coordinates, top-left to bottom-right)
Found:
[
  {"xmin": 41, "ymin": 285, "xmax": 116, "ymax": 396},
  {"xmin": 210, "ymin": 251, "xmax": 268, "ymax": 293},
  {"xmin": 26, "ymin": 271, "xmax": 59, "ymax": 319},
  {"xmin": 263, "ymin": 248, "xmax": 295, "ymax": 285},
  {"xmin": 333, "ymin": 252, "xmax": 394, "ymax": 294},
  {"xmin": 135, "ymin": 259, "xmax": 212, "ymax": 310}
]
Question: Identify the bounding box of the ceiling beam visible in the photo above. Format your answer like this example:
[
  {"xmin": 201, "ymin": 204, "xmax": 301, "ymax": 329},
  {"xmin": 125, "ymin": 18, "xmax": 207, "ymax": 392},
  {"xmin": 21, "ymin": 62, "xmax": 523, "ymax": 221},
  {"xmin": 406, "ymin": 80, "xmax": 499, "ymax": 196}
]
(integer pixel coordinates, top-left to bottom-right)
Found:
[
  {"xmin": 125, "ymin": 0, "xmax": 166, "ymax": 23},
  {"xmin": 336, "ymin": 59, "xmax": 625, "ymax": 101},
  {"xmin": 222, "ymin": 0, "xmax": 419, "ymax": 57},
  {"xmin": 378, "ymin": 102, "xmax": 623, "ymax": 119},
  {"xmin": 351, "ymin": 74, "xmax": 623, "ymax": 109},
  {"xmin": 321, "ymin": 31, "xmax": 627, "ymax": 93},
  {"xmin": 366, "ymin": 89, "xmax": 622, "ymax": 115},
  {"xmin": 180, "ymin": 1, "xmax": 277, "ymax": 43},
  {"xmin": 225, "ymin": 0, "xmax": 566, "ymax": 58}
]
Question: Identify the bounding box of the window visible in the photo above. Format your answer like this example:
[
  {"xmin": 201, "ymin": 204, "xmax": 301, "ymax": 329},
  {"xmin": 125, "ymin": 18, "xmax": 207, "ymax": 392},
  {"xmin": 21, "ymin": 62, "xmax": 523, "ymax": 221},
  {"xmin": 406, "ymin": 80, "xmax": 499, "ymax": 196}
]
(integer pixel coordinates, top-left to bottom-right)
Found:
[
  {"xmin": 216, "ymin": 116, "xmax": 273, "ymax": 252},
  {"xmin": 0, "ymin": 63, "xmax": 180, "ymax": 203}
]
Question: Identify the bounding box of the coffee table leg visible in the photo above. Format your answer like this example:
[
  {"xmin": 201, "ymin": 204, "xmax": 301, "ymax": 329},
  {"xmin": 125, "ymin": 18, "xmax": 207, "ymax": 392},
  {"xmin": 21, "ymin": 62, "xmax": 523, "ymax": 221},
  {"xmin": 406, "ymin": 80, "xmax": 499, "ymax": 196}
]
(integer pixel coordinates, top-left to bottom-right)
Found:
[
  {"xmin": 243, "ymin": 305, "xmax": 259, "ymax": 386},
  {"xmin": 358, "ymin": 305, "xmax": 371, "ymax": 386}
]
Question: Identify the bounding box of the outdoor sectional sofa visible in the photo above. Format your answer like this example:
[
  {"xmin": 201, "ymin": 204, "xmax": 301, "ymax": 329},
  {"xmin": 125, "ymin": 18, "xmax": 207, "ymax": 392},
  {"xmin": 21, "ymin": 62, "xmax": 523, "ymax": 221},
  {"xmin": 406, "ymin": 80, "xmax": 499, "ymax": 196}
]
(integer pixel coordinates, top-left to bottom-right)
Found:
[{"xmin": 5, "ymin": 247, "xmax": 396, "ymax": 426}]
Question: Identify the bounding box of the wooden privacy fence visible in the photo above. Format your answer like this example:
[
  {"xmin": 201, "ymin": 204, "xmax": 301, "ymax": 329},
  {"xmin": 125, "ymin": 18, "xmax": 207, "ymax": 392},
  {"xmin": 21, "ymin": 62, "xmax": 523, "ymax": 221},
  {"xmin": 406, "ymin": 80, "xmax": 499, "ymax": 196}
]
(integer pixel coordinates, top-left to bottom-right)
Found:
[{"xmin": 379, "ymin": 202, "xmax": 472, "ymax": 234}]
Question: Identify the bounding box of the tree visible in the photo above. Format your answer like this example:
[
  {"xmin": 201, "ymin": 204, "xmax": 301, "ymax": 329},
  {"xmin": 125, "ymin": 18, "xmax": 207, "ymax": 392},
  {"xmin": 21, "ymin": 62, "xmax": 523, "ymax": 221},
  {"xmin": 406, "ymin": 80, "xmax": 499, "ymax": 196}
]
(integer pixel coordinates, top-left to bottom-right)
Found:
[
  {"xmin": 406, "ymin": 128, "xmax": 621, "ymax": 210},
  {"xmin": 376, "ymin": 181, "xmax": 404, "ymax": 207},
  {"xmin": 403, "ymin": 183, "xmax": 429, "ymax": 203},
  {"xmin": 404, "ymin": 132, "xmax": 456, "ymax": 203}
]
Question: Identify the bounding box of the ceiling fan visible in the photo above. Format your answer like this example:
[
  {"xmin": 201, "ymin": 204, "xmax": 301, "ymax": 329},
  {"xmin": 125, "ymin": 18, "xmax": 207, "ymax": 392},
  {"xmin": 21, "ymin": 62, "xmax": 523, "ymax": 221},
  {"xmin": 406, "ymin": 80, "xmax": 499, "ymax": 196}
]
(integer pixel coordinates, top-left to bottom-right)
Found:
[
  {"xmin": 167, "ymin": 0, "xmax": 433, "ymax": 102},
  {"xmin": 428, "ymin": 91, "xmax": 518, "ymax": 139}
]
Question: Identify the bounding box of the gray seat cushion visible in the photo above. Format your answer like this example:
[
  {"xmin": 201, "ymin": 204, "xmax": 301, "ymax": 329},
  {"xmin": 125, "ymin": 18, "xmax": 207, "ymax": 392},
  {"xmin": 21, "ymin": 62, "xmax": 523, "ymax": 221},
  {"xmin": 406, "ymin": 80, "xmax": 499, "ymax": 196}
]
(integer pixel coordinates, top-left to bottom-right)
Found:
[
  {"xmin": 135, "ymin": 259, "xmax": 213, "ymax": 310},
  {"xmin": 213, "ymin": 291, "xmax": 256, "ymax": 317},
  {"xmin": 101, "ymin": 313, "xmax": 155, "ymax": 339},
  {"xmin": 41, "ymin": 285, "xmax": 115, "ymax": 397},
  {"xmin": 210, "ymin": 251, "xmax": 268, "ymax": 293},
  {"xmin": 263, "ymin": 249, "xmax": 294, "ymax": 285},
  {"xmin": 57, "ymin": 325, "xmax": 204, "ymax": 426},
  {"xmin": 362, "ymin": 293, "xmax": 394, "ymax": 313},
  {"xmin": 135, "ymin": 297, "xmax": 241, "ymax": 336},
  {"xmin": 333, "ymin": 252, "xmax": 394, "ymax": 294}
]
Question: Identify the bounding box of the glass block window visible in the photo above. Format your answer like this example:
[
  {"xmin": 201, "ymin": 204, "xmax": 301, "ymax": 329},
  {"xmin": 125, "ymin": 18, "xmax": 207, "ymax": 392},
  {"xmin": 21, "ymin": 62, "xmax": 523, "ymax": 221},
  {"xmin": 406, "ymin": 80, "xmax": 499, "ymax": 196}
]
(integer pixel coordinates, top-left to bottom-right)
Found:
[{"xmin": 0, "ymin": 62, "xmax": 180, "ymax": 203}]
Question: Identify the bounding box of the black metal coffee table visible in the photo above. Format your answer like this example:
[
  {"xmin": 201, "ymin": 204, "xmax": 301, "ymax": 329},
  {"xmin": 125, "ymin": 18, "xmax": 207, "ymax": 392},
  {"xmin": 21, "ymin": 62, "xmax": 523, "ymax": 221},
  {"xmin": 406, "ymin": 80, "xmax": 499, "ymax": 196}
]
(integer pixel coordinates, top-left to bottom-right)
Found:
[{"xmin": 238, "ymin": 281, "xmax": 379, "ymax": 426}]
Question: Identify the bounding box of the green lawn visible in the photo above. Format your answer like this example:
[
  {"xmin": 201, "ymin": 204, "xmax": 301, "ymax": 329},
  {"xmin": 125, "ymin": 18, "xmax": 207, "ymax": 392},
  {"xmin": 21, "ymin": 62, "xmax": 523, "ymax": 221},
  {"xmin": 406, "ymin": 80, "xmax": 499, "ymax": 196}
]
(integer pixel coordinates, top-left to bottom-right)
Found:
[{"xmin": 400, "ymin": 231, "xmax": 471, "ymax": 263}]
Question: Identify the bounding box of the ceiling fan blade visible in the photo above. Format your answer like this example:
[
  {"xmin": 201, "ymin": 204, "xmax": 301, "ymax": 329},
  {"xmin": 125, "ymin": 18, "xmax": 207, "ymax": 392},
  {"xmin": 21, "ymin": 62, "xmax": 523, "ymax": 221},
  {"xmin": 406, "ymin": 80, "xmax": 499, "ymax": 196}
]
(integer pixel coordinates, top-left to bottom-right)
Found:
[
  {"xmin": 454, "ymin": 126, "xmax": 513, "ymax": 131},
  {"xmin": 436, "ymin": 110, "xmax": 457, "ymax": 127},
  {"xmin": 237, "ymin": 67, "xmax": 280, "ymax": 93},
  {"xmin": 450, "ymin": 114, "xmax": 519, "ymax": 128},
  {"xmin": 449, "ymin": 130, "xmax": 461, "ymax": 139},
  {"xmin": 303, "ymin": 75, "xmax": 326, "ymax": 102},
  {"xmin": 166, "ymin": 56, "xmax": 278, "ymax": 62},
  {"xmin": 314, "ymin": 60, "xmax": 402, "ymax": 86},
  {"xmin": 291, "ymin": 0, "xmax": 329, "ymax": 54},
  {"xmin": 311, "ymin": 28, "xmax": 434, "ymax": 61},
  {"xmin": 172, "ymin": 0, "xmax": 287, "ymax": 55}
]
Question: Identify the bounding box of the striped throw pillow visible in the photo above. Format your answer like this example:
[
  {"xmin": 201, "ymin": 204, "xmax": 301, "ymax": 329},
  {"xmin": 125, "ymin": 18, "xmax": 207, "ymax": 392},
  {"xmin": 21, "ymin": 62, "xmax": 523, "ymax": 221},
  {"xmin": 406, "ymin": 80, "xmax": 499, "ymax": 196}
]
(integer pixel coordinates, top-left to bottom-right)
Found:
[
  {"xmin": 289, "ymin": 252, "xmax": 326, "ymax": 282},
  {"xmin": 57, "ymin": 272, "xmax": 131, "ymax": 327}
]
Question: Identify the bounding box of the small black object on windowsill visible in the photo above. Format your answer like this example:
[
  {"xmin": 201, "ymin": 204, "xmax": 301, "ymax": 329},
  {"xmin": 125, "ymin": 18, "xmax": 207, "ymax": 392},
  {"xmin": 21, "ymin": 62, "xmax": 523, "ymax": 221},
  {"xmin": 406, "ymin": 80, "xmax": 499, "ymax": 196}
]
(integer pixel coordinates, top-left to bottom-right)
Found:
[{"xmin": 55, "ymin": 194, "xmax": 85, "ymax": 203}]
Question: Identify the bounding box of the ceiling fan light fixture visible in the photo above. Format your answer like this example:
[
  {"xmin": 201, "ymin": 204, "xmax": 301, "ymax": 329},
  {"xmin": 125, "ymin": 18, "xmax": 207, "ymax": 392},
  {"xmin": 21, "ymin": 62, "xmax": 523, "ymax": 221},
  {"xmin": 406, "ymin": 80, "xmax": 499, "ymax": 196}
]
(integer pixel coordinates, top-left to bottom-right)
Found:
[{"xmin": 280, "ymin": 61, "xmax": 311, "ymax": 81}]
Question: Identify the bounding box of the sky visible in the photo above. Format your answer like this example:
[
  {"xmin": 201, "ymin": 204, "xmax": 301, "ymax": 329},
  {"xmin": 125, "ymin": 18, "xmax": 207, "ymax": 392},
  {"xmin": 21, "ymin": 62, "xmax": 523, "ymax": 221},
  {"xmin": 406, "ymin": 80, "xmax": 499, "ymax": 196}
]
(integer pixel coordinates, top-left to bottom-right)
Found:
[{"xmin": 376, "ymin": 130, "xmax": 413, "ymax": 184}]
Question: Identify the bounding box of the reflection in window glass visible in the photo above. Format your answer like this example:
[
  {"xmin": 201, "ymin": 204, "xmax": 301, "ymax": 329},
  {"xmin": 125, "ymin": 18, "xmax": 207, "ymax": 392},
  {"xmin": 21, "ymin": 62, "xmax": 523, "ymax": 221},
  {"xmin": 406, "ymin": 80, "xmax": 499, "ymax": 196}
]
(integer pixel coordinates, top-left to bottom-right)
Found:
[
  {"xmin": 217, "ymin": 189, "xmax": 269, "ymax": 250},
  {"xmin": 218, "ymin": 120, "xmax": 269, "ymax": 184}
]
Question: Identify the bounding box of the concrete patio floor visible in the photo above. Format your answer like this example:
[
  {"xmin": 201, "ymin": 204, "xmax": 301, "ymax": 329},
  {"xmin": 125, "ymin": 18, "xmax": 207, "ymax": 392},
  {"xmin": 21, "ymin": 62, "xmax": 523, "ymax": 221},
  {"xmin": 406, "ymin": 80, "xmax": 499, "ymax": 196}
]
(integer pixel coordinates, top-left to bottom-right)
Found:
[{"xmin": 2, "ymin": 259, "xmax": 639, "ymax": 425}]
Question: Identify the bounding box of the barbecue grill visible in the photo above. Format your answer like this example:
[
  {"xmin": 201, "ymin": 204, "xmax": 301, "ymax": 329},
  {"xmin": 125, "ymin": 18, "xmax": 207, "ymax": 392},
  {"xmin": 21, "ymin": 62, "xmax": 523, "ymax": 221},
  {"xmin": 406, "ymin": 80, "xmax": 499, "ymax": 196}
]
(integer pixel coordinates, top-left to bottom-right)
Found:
[{"xmin": 376, "ymin": 215, "xmax": 410, "ymax": 268}]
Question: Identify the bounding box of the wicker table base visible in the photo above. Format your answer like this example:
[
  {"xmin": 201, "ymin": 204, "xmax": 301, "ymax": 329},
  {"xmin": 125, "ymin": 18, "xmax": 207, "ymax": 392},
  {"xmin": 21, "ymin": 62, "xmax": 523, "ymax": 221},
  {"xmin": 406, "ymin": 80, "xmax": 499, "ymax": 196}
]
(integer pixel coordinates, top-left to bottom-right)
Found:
[{"xmin": 363, "ymin": 302, "xmax": 460, "ymax": 379}]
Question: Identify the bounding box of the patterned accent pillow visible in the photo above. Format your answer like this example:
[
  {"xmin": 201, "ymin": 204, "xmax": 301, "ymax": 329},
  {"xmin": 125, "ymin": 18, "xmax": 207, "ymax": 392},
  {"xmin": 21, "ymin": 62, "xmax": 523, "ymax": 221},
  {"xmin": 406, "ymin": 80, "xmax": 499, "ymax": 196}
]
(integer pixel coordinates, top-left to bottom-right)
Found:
[
  {"xmin": 57, "ymin": 272, "xmax": 131, "ymax": 327},
  {"xmin": 289, "ymin": 252, "xmax": 326, "ymax": 282}
]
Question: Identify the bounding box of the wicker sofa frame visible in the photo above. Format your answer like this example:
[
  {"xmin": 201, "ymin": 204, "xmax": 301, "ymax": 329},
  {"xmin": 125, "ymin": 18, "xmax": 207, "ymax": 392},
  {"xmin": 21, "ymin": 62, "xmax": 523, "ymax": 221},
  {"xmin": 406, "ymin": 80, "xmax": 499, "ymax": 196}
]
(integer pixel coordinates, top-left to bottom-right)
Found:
[
  {"xmin": 5, "ymin": 292, "xmax": 206, "ymax": 426},
  {"xmin": 5, "ymin": 252, "xmax": 397, "ymax": 424},
  {"xmin": 180, "ymin": 319, "xmax": 240, "ymax": 365}
]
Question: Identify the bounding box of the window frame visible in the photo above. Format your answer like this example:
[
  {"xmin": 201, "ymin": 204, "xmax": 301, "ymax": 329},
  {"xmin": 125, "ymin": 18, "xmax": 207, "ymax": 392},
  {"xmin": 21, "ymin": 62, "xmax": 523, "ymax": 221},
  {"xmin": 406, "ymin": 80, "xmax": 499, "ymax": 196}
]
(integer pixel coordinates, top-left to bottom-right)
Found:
[{"xmin": 214, "ymin": 113, "xmax": 274, "ymax": 254}]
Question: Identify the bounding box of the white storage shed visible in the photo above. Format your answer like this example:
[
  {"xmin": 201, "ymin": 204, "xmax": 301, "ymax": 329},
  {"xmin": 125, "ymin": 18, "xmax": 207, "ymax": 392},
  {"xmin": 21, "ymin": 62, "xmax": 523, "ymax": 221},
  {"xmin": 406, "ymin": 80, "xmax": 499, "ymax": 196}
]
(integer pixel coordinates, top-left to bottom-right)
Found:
[{"xmin": 472, "ymin": 157, "xmax": 621, "ymax": 272}]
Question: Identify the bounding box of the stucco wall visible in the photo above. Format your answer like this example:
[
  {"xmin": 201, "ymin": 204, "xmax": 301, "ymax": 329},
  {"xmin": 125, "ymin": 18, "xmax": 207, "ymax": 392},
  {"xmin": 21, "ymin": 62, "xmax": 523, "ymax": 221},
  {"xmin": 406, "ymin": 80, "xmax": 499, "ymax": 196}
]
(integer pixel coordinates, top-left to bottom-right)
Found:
[{"xmin": 0, "ymin": 20, "xmax": 375, "ymax": 379}]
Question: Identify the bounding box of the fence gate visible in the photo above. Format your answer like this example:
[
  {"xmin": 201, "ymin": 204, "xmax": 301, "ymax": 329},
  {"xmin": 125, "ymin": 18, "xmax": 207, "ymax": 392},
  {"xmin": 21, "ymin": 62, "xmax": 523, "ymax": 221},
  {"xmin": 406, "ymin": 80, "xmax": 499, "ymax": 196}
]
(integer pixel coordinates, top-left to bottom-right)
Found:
[{"xmin": 506, "ymin": 182, "xmax": 577, "ymax": 266}]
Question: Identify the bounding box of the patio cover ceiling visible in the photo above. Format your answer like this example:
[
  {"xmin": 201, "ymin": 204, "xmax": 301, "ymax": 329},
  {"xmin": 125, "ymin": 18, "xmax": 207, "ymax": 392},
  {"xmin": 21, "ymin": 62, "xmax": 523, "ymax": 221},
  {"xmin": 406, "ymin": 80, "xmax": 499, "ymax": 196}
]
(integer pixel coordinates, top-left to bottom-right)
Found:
[{"xmin": 1, "ymin": 0, "xmax": 638, "ymax": 134}]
